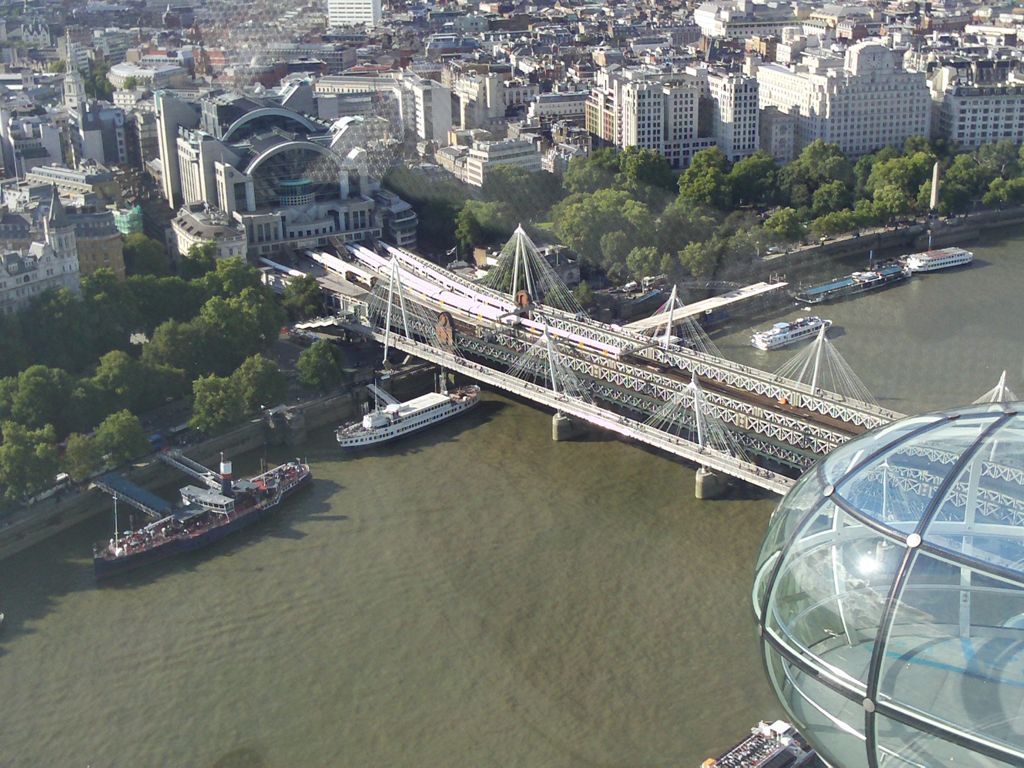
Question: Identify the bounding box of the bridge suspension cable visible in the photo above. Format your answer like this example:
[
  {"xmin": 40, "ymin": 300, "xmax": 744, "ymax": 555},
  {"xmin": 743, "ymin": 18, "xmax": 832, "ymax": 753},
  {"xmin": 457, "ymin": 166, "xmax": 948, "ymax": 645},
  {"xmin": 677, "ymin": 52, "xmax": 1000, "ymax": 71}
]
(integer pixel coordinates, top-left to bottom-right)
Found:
[
  {"xmin": 644, "ymin": 378, "xmax": 751, "ymax": 462},
  {"xmin": 505, "ymin": 325, "xmax": 593, "ymax": 404},
  {"xmin": 478, "ymin": 225, "xmax": 586, "ymax": 316},
  {"xmin": 773, "ymin": 325, "xmax": 877, "ymax": 406},
  {"xmin": 653, "ymin": 284, "xmax": 721, "ymax": 357},
  {"xmin": 974, "ymin": 370, "xmax": 1018, "ymax": 404}
]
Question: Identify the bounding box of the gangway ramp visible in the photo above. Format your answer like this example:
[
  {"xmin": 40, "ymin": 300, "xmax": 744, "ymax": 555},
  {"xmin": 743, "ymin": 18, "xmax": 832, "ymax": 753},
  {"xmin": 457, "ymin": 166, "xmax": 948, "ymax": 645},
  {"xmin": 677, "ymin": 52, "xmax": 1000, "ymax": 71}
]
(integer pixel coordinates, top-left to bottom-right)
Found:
[
  {"xmin": 92, "ymin": 473, "xmax": 174, "ymax": 519},
  {"xmin": 157, "ymin": 450, "xmax": 222, "ymax": 489},
  {"xmin": 366, "ymin": 382, "xmax": 400, "ymax": 406},
  {"xmin": 625, "ymin": 282, "xmax": 788, "ymax": 334}
]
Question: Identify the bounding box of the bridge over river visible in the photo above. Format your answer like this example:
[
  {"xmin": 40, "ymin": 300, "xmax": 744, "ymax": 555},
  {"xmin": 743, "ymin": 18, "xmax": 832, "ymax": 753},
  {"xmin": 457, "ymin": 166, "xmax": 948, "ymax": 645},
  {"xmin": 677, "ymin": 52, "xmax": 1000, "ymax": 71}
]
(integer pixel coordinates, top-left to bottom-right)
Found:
[{"xmin": 304, "ymin": 229, "xmax": 910, "ymax": 496}]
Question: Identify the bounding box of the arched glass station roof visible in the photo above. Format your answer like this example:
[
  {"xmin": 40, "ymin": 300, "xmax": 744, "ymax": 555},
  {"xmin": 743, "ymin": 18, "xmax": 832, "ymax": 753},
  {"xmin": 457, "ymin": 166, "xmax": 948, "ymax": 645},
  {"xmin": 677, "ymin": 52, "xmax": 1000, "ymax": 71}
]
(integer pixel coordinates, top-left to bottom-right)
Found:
[{"xmin": 754, "ymin": 403, "xmax": 1024, "ymax": 768}]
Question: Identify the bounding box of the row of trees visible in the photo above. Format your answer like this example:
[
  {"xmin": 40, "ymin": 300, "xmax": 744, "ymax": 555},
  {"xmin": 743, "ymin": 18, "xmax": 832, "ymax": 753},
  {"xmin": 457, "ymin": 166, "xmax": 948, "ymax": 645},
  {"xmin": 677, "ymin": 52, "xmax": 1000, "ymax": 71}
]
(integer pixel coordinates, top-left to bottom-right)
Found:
[
  {"xmin": 0, "ymin": 257, "xmax": 297, "ymax": 500},
  {"xmin": 403, "ymin": 134, "xmax": 1024, "ymax": 288}
]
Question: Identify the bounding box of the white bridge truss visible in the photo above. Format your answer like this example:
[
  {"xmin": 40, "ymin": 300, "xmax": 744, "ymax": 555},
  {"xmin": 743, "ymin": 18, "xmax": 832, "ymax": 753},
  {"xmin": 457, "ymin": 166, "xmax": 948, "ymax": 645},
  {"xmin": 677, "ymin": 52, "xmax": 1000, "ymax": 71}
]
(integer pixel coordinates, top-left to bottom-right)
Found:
[
  {"xmin": 365, "ymin": 242, "xmax": 903, "ymax": 430},
  {"xmin": 347, "ymin": 322, "xmax": 794, "ymax": 495}
]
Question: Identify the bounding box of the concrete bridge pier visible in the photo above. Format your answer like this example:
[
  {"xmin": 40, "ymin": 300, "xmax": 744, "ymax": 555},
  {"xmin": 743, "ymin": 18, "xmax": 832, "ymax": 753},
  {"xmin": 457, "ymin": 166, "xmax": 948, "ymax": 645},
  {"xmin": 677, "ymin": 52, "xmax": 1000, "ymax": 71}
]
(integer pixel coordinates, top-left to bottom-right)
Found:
[
  {"xmin": 695, "ymin": 466, "xmax": 729, "ymax": 499},
  {"xmin": 552, "ymin": 412, "xmax": 583, "ymax": 441}
]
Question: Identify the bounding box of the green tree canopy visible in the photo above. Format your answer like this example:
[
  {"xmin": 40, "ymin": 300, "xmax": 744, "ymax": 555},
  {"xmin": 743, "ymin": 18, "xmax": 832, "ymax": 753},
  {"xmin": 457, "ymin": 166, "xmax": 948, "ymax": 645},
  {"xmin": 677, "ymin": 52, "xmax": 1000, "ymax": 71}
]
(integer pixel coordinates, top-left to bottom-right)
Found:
[
  {"xmin": 282, "ymin": 274, "xmax": 324, "ymax": 321},
  {"xmin": 727, "ymin": 150, "xmax": 778, "ymax": 206},
  {"xmin": 563, "ymin": 148, "xmax": 620, "ymax": 195},
  {"xmin": 763, "ymin": 207, "xmax": 805, "ymax": 242},
  {"xmin": 480, "ymin": 164, "xmax": 564, "ymax": 222},
  {"xmin": 123, "ymin": 233, "xmax": 169, "ymax": 276},
  {"xmin": 63, "ymin": 432, "xmax": 103, "ymax": 481},
  {"xmin": 296, "ymin": 340, "xmax": 347, "ymax": 393},
  {"xmin": 95, "ymin": 410, "xmax": 150, "ymax": 465},
  {"xmin": 0, "ymin": 422, "xmax": 59, "ymax": 500},
  {"xmin": 189, "ymin": 375, "xmax": 244, "ymax": 434},
  {"xmin": 677, "ymin": 147, "xmax": 731, "ymax": 209},
  {"xmin": 551, "ymin": 188, "xmax": 654, "ymax": 270},
  {"xmin": 232, "ymin": 354, "xmax": 287, "ymax": 412},
  {"xmin": 180, "ymin": 242, "xmax": 217, "ymax": 280}
]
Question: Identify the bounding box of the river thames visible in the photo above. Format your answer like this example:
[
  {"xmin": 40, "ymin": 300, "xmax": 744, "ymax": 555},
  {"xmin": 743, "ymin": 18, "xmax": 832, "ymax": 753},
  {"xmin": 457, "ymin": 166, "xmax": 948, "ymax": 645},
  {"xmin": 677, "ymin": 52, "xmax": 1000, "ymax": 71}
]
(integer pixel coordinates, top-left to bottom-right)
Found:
[{"xmin": 0, "ymin": 229, "xmax": 1022, "ymax": 767}]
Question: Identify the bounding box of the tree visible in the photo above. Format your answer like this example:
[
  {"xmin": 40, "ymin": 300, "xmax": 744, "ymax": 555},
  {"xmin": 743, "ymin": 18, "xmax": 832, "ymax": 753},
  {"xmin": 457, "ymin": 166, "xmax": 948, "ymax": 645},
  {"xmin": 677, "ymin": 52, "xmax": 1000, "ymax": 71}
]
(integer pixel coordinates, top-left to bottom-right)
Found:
[
  {"xmin": 180, "ymin": 242, "xmax": 217, "ymax": 280},
  {"xmin": 190, "ymin": 375, "xmax": 245, "ymax": 433},
  {"xmin": 95, "ymin": 410, "xmax": 150, "ymax": 465},
  {"xmin": 480, "ymin": 164, "xmax": 563, "ymax": 221},
  {"xmin": 572, "ymin": 281, "xmax": 595, "ymax": 309},
  {"xmin": 677, "ymin": 241, "xmax": 719, "ymax": 278},
  {"xmin": 296, "ymin": 340, "xmax": 347, "ymax": 392},
  {"xmin": 563, "ymin": 148, "xmax": 620, "ymax": 195},
  {"xmin": 82, "ymin": 269, "xmax": 142, "ymax": 352},
  {"xmin": 551, "ymin": 189, "xmax": 653, "ymax": 267},
  {"xmin": 763, "ymin": 207, "xmax": 805, "ymax": 242},
  {"xmin": 0, "ymin": 422, "xmax": 59, "ymax": 500},
  {"xmin": 282, "ymin": 274, "xmax": 324, "ymax": 320},
  {"xmin": 122, "ymin": 76, "xmax": 139, "ymax": 91},
  {"xmin": 19, "ymin": 288, "xmax": 97, "ymax": 372},
  {"xmin": 455, "ymin": 200, "xmax": 514, "ymax": 251},
  {"xmin": 727, "ymin": 151, "xmax": 778, "ymax": 206},
  {"xmin": 91, "ymin": 351, "xmax": 147, "ymax": 411},
  {"xmin": 677, "ymin": 148, "xmax": 731, "ymax": 209},
  {"xmin": 655, "ymin": 201, "xmax": 718, "ymax": 253},
  {"xmin": 811, "ymin": 180, "xmax": 853, "ymax": 218},
  {"xmin": 873, "ymin": 184, "xmax": 912, "ymax": 222},
  {"xmin": 9, "ymin": 365, "xmax": 74, "ymax": 433},
  {"xmin": 0, "ymin": 313, "xmax": 28, "ymax": 379},
  {"xmin": 143, "ymin": 319, "xmax": 202, "ymax": 377},
  {"xmin": 201, "ymin": 256, "xmax": 262, "ymax": 298},
  {"xmin": 617, "ymin": 146, "xmax": 675, "ymax": 203},
  {"xmin": 123, "ymin": 233, "xmax": 169, "ymax": 276},
  {"xmin": 63, "ymin": 433, "xmax": 103, "ymax": 481},
  {"xmin": 982, "ymin": 176, "xmax": 1024, "ymax": 207},
  {"xmin": 810, "ymin": 209, "xmax": 859, "ymax": 238},
  {"xmin": 231, "ymin": 354, "xmax": 286, "ymax": 412},
  {"xmin": 599, "ymin": 231, "xmax": 631, "ymax": 271},
  {"xmin": 626, "ymin": 246, "xmax": 664, "ymax": 280},
  {"xmin": 47, "ymin": 60, "xmax": 67, "ymax": 73},
  {"xmin": 84, "ymin": 60, "xmax": 113, "ymax": 101},
  {"xmin": 778, "ymin": 140, "xmax": 854, "ymax": 208}
]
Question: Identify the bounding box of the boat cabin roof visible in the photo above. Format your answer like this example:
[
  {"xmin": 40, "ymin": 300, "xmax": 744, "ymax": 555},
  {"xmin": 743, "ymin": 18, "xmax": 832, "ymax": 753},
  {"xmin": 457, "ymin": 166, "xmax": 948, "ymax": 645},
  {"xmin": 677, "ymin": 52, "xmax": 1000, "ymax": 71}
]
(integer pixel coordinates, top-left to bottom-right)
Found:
[{"xmin": 181, "ymin": 485, "xmax": 234, "ymax": 508}]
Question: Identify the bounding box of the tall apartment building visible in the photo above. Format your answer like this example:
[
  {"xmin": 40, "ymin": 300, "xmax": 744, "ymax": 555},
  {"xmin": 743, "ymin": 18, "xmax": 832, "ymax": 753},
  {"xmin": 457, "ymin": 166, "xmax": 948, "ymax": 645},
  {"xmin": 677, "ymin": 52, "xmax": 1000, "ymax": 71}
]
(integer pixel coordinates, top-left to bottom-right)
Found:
[
  {"xmin": 691, "ymin": 67, "xmax": 759, "ymax": 162},
  {"xmin": 327, "ymin": 0, "xmax": 382, "ymax": 28},
  {"xmin": 929, "ymin": 66, "xmax": 1024, "ymax": 149},
  {"xmin": 753, "ymin": 41, "xmax": 931, "ymax": 158},
  {"xmin": 585, "ymin": 67, "xmax": 715, "ymax": 168}
]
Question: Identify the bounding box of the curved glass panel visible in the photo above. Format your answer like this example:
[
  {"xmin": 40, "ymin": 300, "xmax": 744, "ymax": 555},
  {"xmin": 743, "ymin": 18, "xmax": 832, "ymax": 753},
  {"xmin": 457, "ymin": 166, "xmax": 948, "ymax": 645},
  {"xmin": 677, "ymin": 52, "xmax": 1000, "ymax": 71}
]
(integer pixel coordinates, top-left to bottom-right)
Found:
[
  {"xmin": 876, "ymin": 714, "xmax": 1023, "ymax": 767},
  {"xmin": 766, "ymin": 648, "xmax": 870, "ymax": 768},
  {"xmin": 757, "ymin": 406, "xmax": 1024, "ymax": 766}
]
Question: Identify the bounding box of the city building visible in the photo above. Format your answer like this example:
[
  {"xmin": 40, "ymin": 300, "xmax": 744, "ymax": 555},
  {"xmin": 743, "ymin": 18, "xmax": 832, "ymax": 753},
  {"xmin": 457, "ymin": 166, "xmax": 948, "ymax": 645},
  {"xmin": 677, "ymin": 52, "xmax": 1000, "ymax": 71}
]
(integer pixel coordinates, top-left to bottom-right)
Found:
[
  {"xmin": 169, "ymin": 203, "xmax": 248, "ymax": 262},
  {"xmin": 0, "ymin": 190, "xmax": 80, "ymax": 314},
  {"xmin": 691, "ymin": 67, "xmax": 760, "ymax": 162},
  {"xmin": 585, "ymin": 67, "xmax": 717, "ymax": 169},
  {"xmin": 930, "ymin": 67, "xmax": 1024, "ymax": 149},
  {"xmin": 752, "ymin": 41, "xmax": 932, "ymax": 157},
  {"xmin": 155, "ymin": 92, "xmax": 411, "ymax": 257},
  {"xmin": 435, "ymin": 138, "xmax": 542, "ymax": 187},
  {"xmin": 694, "ymin": 0, "xmax": 799, "ymax": 40},
  {"xmin": 23, "ymin": 164, "xmax": 122, "ymax": 204},
  {"xmin": 327, "ymin": 0, "xmax": 382, "ymax": 28},
  {"xmin": 755, "ymin": 404, "xmax": 1024, "ymax": 767}
]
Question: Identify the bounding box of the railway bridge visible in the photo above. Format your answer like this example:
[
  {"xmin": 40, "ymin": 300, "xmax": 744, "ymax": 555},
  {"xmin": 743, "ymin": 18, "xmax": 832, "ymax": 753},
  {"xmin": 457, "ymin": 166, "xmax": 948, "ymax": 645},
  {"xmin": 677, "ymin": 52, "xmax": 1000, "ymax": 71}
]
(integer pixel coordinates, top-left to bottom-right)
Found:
[{"xmin": 312, "ymin": 230, "xmax": 908, "ymax": 496}]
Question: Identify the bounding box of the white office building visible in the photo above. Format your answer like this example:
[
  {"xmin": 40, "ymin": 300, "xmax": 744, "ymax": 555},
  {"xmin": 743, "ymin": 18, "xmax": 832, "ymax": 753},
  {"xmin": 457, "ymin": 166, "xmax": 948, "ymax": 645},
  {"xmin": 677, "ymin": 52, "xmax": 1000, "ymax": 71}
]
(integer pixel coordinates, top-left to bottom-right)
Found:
[
  {"xmin": 585, "ymin": 68, "xmax": 716, "ymax": 169},
  {"xmin": 753, "ymin": 41, "xmax": 931, "ymax": 157},
  {"xmin": 435, "ymin": 138, "xmax": 541, "ymax": 187},
  {"xmin": 327, "ymin": 0, "xmax": 382, "ymax": 28},
  {"xmin": 692, "ymin": 68, "xmax": 759, "ymax": 162},
  {"xmin": 930, "ymin": 67, "xmax": 1024, "ymax": 149}
]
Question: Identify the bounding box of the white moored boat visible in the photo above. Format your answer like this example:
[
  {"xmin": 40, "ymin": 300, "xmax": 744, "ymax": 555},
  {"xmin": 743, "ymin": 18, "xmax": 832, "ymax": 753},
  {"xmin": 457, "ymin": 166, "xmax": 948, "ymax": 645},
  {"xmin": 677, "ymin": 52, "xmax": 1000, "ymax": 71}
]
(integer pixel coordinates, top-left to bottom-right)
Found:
[
  {"xmin": 336, "ymin": 381, "xmax": 481, "ymax": 449},
  {"xmin": 751, "ymin": 316, "xmax": 832, "ymax": 351},
  {"xmin": 901, "ymin": 246, "xmax": 974, "ymax": 273}
]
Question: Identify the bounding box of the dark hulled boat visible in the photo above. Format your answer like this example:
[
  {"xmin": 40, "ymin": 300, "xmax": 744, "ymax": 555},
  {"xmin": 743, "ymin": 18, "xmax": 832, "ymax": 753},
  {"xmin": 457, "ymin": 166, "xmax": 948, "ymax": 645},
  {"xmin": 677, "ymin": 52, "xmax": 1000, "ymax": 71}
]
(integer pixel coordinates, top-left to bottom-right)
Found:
[{"xmin": 93, "ymin": 458, "xmax": 311, "ymax": 579}]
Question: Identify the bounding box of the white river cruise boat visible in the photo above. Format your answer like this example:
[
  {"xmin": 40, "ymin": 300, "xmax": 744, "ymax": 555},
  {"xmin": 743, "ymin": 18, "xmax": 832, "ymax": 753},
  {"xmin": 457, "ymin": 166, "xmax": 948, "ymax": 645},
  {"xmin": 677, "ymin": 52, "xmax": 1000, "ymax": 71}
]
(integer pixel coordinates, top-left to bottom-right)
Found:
[
  {"xmin": 751, "ymin": 316, "xmax": 832, "ymax": 351},
  {"xmin": 901, "ymin": 246, "xmax": 974, "ymax": 273},
  {"xmin": 336, "ymin": 382, "xmax": 481, "ymax": 449}
]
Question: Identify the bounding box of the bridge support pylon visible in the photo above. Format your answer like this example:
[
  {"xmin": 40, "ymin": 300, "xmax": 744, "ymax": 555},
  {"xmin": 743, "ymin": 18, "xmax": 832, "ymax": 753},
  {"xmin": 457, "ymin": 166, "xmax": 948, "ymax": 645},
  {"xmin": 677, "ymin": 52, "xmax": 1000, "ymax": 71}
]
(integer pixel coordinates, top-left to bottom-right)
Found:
[
  {"xmin": 552, "ymin": 411, "xmax": 583, "ymax": 441},
  {"xmin": 695, "ymin": 466, "xmax": 729, "ymax": 500}
]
